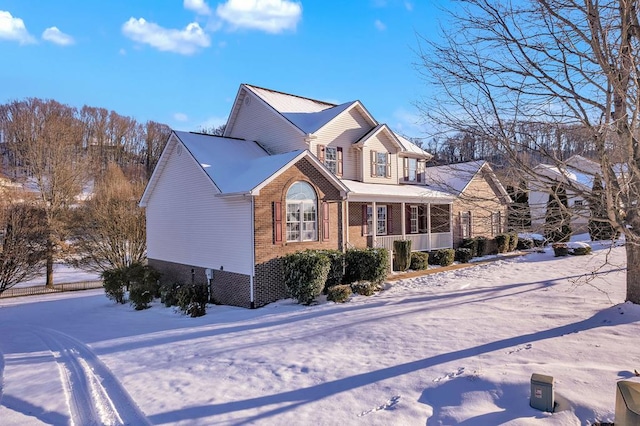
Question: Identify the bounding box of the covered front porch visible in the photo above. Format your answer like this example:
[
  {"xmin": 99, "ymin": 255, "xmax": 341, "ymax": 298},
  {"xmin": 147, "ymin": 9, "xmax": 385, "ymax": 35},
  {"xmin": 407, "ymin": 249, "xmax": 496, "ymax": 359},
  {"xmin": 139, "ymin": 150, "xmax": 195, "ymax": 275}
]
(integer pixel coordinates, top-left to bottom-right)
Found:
[{"xmin": 342, "ymin": 180, "xmax": 455, "ymax": 253}]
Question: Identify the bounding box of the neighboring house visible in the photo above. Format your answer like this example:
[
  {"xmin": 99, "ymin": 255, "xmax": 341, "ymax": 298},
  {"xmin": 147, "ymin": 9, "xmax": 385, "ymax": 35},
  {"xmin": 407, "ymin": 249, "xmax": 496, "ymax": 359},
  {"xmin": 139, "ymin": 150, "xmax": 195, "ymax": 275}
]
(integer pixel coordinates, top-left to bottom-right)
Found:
[
  {"xmin": 142, "ymin": 84, "xmax": 508, "ymax": 308},
  {"xmin": 423, "ymin": 161, "xmax": 511, "ymax": 247},
  {"xmin": 529, "ymin": 155, "xmax": 598, "ymax": 234}
]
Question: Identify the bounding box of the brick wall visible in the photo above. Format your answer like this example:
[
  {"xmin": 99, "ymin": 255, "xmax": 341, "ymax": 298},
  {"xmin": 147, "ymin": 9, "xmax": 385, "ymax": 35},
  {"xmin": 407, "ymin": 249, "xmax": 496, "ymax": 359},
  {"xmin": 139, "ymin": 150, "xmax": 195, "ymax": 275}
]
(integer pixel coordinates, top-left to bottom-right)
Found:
[
  {"xmin": 253, "ymin": 157, "xmax": 344, "ymax": 306},
  {"xmin": 148, "ymin": 258, "xmax": 251, "ymax": 308}
]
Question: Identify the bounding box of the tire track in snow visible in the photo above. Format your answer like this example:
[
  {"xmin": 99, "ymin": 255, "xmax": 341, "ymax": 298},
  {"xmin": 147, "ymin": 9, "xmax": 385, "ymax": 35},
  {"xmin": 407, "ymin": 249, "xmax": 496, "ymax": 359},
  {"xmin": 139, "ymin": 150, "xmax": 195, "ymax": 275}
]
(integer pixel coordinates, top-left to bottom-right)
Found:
[{"xmin": 30, "ymin": 327, "xmax": 149, "ymax": 426}]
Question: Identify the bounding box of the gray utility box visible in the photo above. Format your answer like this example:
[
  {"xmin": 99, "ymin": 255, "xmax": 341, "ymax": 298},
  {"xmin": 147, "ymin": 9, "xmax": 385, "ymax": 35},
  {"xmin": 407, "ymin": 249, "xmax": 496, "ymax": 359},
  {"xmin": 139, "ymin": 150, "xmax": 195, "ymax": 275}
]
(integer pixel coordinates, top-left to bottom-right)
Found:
[
  {"xmin": 616, "ymin": 380, "xmax": 640, "ymax": 425},
  {"xmin": 530, "ymin": 373, "xmax": 555, "ymax": 412}
]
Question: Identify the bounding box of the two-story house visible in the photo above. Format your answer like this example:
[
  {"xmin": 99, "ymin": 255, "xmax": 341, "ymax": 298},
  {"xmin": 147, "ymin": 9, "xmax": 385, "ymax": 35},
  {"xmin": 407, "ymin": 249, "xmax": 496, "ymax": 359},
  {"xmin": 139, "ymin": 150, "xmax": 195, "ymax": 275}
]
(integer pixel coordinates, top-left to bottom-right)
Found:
[{"xmin": 141, "ymin": 84, "xmax": 503, "ymax": 308}]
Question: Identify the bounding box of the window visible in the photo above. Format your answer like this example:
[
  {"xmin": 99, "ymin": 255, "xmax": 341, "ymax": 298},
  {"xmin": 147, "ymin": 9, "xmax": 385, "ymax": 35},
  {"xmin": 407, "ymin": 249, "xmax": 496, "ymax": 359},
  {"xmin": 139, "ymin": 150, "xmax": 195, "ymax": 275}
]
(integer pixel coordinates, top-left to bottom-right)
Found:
[
  {"xmin": 460, "ymin": 211, "xmax": 471, "ymax": 238},
  {"xmin": 317, "ymin": 145, "xmax": 343, "ymax": 176},
  {"xmin": 363, "ymin": 204, "xmax": 390, "ymax": 235},
  {"xmin": 491, "ymin": 211, "xmax": 502, "ymax": 236},
  {"xmin": 410, "ymin": 206, "xmax": 419, "ymax": 233},
  {"xmin": 325, "ymin": 147, "xmax": 337, "ymax": 174},
  {"xmin": 431, "ymin": 204, "xmax": 451, "ymax": 233},
  {"xmin": 371, "ymin": 150, "xmax": 391, "ymax": 178},
  {"xmin": 377, "ymin": 205, "xmax": 387, "ymax": 235},
  {"xmin": 286, "ymin": 181, "xmax": 317, "ymax": 242},
  {"xmin": 403, "ymin": 158, "xmax": 424, "ymax": 183}
]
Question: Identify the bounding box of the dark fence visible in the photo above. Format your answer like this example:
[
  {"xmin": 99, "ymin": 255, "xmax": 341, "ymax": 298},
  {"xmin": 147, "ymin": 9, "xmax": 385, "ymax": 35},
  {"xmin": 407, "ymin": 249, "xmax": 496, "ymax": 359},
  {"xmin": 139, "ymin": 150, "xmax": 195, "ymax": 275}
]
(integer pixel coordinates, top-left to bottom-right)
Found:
[{"xmin": 0, "ymin": 281, "xmax": 103, "ymax": 299}]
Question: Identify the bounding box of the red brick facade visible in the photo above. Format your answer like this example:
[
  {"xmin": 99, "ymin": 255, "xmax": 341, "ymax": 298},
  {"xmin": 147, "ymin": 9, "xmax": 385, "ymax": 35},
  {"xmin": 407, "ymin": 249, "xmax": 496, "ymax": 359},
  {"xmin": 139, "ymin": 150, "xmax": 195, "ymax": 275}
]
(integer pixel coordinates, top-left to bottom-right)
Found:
[{"xmin": 253, "ymin": 157, "xmax": 344, "ymax": 307}]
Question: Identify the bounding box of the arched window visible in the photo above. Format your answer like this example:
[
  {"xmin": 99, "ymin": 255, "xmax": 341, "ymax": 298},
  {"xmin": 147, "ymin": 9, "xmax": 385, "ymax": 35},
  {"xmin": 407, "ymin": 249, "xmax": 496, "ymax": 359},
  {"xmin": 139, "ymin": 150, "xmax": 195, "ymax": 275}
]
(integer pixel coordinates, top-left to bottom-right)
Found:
[{"xmin": 286, "ymin": 181, "xmax": 317, "ymax": 242}]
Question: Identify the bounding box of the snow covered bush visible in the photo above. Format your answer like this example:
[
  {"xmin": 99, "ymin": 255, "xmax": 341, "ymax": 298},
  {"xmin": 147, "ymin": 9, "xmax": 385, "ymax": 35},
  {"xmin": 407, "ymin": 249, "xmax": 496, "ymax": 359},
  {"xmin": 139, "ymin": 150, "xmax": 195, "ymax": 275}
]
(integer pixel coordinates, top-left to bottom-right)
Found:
[
  {"xmin": 176, "ymin": 283, "xmax": 208, "ymax": 317},
  {"xmin": 410, "ymin": 252, "xmax": 429, "ymax": 270},
  {"xmin": 455, "ymin": 248, "xmax": 473, "ymax": 263},
  {"xmin": 283, "ymin": 250, "xmax": 330, "ymax": 305},
  {"xmin": 568, "ymin": 242, "xmax": 592, "ymax": 256},
  {"xmin": 327, "ymin": 284, "xmax": 352, "ymax": 303},
  {"xmin": 344, "ymin": 248, "xmax": 389, "ymax": 285},
  {"xmin": 351, "ymin": 281, "xmax": 375, "ymax": 296}
]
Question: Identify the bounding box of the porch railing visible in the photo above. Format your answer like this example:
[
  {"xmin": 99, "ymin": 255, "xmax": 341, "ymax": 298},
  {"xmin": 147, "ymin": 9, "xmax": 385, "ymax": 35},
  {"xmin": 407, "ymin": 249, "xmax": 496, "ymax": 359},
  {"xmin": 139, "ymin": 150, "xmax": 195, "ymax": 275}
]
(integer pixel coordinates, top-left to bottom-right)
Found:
[{"xmin": 373, "ymin": 232, "xmax": 453, "ymax": 253}]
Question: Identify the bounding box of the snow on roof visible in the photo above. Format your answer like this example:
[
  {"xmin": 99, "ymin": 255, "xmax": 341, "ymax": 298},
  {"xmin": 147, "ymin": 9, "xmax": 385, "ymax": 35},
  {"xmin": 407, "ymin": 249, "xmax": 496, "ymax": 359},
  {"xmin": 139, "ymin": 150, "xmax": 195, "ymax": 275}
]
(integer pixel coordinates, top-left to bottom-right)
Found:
[
  {"xmin": 395, "ymin": 133, "xmax": 432, "ymax": 158},
  {"xmin": 282, "ymin": 102, "xmax": 354, "ymax": 134},
  {"xmin": 423, "ymin": 160, "xmax": 487, "ymax": 195},
  {"xmin": 175, "ymin": 131, "xmax": 304, "ymax": 194},
  {"xmin": 342, "ymin": 179, "xmax": 454, "ymax": 202},
  {"xmin": 565, "ymin": 155, "xmax": 601, "ymax": 176},
  {"xmin": 534, "ymin": 163, "xmax": 594, "ymax": 189},
  {"xmin": 244, "ymin": 84, "xmax": 336, "ymax": 113}
]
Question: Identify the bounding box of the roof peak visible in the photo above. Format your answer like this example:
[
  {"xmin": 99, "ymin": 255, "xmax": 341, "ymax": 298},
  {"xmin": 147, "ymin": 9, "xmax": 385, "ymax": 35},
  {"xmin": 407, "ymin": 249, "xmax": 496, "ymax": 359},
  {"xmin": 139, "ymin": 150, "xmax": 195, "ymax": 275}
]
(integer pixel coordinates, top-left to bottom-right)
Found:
[{"xmin": 243, "ymin": 83, "xmax": 337, "ymax": 108}]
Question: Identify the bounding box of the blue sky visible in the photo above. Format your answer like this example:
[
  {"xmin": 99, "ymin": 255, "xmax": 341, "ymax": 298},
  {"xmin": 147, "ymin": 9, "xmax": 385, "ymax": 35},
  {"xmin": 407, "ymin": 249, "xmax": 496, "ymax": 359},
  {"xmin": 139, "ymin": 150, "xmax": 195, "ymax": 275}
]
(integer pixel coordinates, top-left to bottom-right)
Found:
[{"xmin": 0, "ymin": 0, "xmax": 444, "ymax": 137}]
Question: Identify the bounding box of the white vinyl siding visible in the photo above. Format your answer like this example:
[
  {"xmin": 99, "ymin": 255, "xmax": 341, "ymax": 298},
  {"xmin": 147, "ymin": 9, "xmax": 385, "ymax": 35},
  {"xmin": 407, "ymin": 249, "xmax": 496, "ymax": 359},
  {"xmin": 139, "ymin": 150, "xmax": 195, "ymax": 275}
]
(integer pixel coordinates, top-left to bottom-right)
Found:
[
  {"xmin": 362, "ymin": 133, "xmax": 398, "ymax": 183},
  {"xmin": 313, "ymin": 108, "xmax": 374, "ymax": 180},
  {"xmin": 226, "ymin": 90, "xmax": 305, "ymax": 154},
  {"xmin": 145, "ymin": 140, "xmax": 253, "ymax": 275}
]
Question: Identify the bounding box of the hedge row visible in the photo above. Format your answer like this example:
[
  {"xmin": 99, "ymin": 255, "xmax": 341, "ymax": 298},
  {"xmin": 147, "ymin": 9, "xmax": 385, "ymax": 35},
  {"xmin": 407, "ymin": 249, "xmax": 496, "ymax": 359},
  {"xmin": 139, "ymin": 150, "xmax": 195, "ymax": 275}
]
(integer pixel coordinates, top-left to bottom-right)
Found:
[{"xmin": 282, "ymin": 248, "xmax": 389, "ymax": 305}]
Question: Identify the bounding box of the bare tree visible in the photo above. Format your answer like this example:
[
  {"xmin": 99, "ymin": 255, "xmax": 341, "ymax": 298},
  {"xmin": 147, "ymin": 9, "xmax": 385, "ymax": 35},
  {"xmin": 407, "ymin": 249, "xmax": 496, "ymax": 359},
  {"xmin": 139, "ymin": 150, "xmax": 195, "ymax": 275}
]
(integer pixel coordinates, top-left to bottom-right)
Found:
[
  {"xmin": 142, "ymin": 121, "xmax": 171, "ymax": 179},
  {"xmin": 1, "ymin": 99, "xmax": 88, "ymax": 287},
  {"xmin": 0, "ymin": 202, "xmax": 48, "ymax": 294},
  {"xmin": 71, "ymin": 163, "xmax": 146, "ymax": 273},
  {"xmin": 417, "ymin": 0, "xmax": 640, "ymax": 304}
]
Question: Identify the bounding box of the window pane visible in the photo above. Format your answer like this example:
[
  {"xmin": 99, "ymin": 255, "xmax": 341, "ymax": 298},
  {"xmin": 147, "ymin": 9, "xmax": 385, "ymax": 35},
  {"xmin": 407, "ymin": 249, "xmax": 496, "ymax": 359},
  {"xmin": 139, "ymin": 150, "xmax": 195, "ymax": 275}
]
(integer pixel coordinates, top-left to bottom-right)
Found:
[
  {"xmin": 408, "ymin": 158, "xmax": 417, "ymax": 181},
  {"xmin": 325, "ymin": 147, "xmax": 337, "ymax": 174},
  {"xmin": 376, "ymin": 152, "xmax": 387, "ymax": 177}
]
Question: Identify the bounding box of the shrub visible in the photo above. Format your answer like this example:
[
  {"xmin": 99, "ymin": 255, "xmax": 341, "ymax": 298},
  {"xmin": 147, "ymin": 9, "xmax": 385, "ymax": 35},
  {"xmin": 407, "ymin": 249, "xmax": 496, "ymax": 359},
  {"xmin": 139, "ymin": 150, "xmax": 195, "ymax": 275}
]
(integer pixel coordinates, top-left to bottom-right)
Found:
[
  {"xmin": 455, "ymin": 248, "xmax": 473, "ymax": 263},
  {"xmin": 101, "ymin": 263, "xmax": 160, "ymax": 306},
  {"xmin": 160, "ymin": 281, "xmax": 182, "ymax": 307},
  {"xmin": 410, "ymin": 252, "xmax": 429, "ymax": 270},
  {"xmin": 102, "ymin": 267, "xmax": 127, "ymax": 304},
  {"xmin": 351, "ymin": 281, "xmax": 375, "ymax": 296},
  {"xmin": 476, "ymin": 237, "xmax": 488, "ymax": 257},
  {"xmin": 129, "ymin": 280, "xmax": 155, "ymax": 310},
  {"xmin": 315, "ymin": 249, "xmax": 344, "ymax": 291},
  {"xmin": 570, "ymin": 244, "xmax": 592, "ymax": 256},
  {"xmin": 327, "ymin": 285, "xmax": 352, "ymax": 303},
  {"xmin": 176, "ymin": 282, "xmax": 208, "ymax": 317},
  {"xmin": 495, "ymin": 234, "xmax": 510, "ymax": 253},
  {"xmin": 508, "ymin": 233, "xmax": 519, "ymax": 252},
  {"xmin": 430, "ymin": 249, "xmax": 455, "ymax": 267},
  {"xmin": 393, "ymin": 240, "xmax": 412, "ymax": 271},
  {"xmin": 283, "ymin": 250, "xmax": 330, "ymax": 304},
  {"xmin": 517, "ymin": 238, "xmax": 533, "ymax": 250},
  {"xmin": 344, "ymin": 248, "xmax": 389, "ymax": 285},
  {"xmin": 460, "ymin": 238, "xmax": 478, "ymax": 257},
  {"xmin": 552, "ymin": 243, "xmax": 569, "ymax": 257}
]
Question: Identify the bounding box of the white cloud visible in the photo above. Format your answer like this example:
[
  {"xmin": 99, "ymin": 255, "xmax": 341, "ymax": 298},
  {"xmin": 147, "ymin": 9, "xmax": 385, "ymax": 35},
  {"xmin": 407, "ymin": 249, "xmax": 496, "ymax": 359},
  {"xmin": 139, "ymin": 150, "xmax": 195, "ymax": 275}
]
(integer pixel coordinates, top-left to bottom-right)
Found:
[
  {"xmin": 184, "ymin": 0, "xmax": 212, "ymax": 16},
  {"xmin": 216, "ymin": 0, "xmax": 302, "ymax": 33},
  {"xmin": 122, "ymin": 17, "xmax": 210, "ymax": 55},
  {"xmin": 42, "ymin": 27, "xmax": 75, "ymax": 46},
  {"xmin": 173, "ymin": 112, "xmax": 189, "ymax": 122},
  {"xmin": 374, "ymin": 19, "xmax": 386, "ymax": 31},
  {"xmin": 0, "ymin": 11, "xmax": 36, "ymax": 44}
]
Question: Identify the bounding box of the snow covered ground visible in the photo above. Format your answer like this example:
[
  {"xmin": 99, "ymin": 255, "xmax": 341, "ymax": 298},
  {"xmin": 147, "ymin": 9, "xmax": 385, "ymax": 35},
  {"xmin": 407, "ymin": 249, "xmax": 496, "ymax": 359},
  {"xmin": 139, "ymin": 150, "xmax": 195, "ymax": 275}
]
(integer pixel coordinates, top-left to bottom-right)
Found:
[{"xmin": 0, "ymin": 239, "xmax": 638, "ymax": 425}]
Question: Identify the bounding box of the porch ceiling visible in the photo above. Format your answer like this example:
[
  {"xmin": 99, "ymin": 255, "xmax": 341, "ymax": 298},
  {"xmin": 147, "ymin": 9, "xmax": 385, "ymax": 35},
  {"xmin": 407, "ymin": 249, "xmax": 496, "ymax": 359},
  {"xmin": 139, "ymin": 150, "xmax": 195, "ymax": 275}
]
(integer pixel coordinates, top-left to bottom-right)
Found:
[{"xmin": 341, "ymin": 179, "xmax": 455, "ymax": 204}]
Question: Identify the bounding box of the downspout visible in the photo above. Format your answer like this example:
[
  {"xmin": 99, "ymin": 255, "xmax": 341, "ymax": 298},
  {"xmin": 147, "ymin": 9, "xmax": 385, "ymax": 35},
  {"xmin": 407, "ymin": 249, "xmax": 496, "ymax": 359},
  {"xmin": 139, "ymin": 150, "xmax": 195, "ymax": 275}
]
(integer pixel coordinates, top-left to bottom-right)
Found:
[{"xmin": 250, "ymin": 196, "xmax": 255, "ymax": 309}]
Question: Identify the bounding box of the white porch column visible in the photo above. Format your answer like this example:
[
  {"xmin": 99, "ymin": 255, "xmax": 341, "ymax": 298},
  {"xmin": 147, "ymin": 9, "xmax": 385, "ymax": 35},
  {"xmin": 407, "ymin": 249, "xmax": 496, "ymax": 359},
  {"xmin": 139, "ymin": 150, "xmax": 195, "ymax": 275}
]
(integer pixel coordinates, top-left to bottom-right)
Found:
[
  {"xmin": 427, "ymin": 203, "xmax": 432, "ymax": 251},
  {"xmin": 371, "ymin": 201, "xmax": 377, "ymax": 247},
  {"xmin": 344, "ymin": 201, "xmax": 349, "ymax": 250},
  {"xmin": 401, "ymin": 202, "xmax": 406, "ymax": 240}
]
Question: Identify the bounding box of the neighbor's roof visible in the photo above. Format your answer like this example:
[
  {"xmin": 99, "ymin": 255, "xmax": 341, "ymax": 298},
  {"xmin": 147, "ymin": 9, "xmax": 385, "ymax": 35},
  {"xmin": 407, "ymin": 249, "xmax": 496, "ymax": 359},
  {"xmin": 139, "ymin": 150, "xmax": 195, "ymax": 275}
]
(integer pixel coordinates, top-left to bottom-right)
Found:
[
  {"xmin": 423, "ymin": 160, "xmax": 510, "ymax": 199},
  {"xmin": 533, "ymin": 163, "xmax": 594, "ymax": 190},
  {"xmin": 342, "ymin": 179, "xmax": 454, "ymax": 203}
]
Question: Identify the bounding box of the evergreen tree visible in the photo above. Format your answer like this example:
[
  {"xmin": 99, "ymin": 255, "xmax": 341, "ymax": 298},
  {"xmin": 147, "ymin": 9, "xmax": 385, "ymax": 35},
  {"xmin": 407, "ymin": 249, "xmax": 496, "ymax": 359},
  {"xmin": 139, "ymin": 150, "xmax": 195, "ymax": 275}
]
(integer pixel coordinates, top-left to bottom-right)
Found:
[
  {"xmin": 545, "ymin": 184, "xmax": 571, "ymax": 243},
  {"xmin": 507, "ymin": 180, "xmax": 532, "ymax": 231},
  {"xmin": 588, "ymin": 174, "xmax": 618, "ymax": 241}
]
